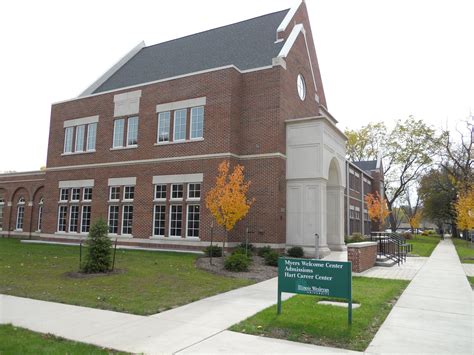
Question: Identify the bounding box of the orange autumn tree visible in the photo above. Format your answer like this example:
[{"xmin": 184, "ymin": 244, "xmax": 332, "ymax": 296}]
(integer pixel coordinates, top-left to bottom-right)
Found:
[
  {"xmin": 365, "ymin": 191, "xmax": 390, "ymax": 231},
  {"xmin": 409, "ymin": 210, "xmax": 422, "ymax": 234},
  {"xmin": 205, "ymin": 161, "xmax": 255, "ymax": 251},
  {"xmin": 454, "ymin": 187, "xmax": 474, "ymax": 231}
]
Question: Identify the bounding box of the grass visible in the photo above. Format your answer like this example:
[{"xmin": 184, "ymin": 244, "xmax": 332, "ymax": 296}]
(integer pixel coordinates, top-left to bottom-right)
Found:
[
  {"xmin": 0, "ymin": 238, "xmax": 252, "ymax": 315},
  {"xmin": 230, "ymin": 277, "xmax": 409, "ymax": 351},
  {"xmin": 467, "ymin": 276, "xmax": 474, "ymax": 288},
  {"xmin": 452, "ymin": 237, "xmax": 474, "ymax": 264},
  {"xmin": 407, "ymin": 234, "xmax": 441, "ymax": 257},
  {"xmin": 0, "ymin": 324, "xmax": 126, "ymax": 354}
]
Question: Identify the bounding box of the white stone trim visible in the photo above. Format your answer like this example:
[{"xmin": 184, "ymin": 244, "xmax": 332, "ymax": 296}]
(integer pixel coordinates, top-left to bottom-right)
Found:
[
  {"xmin": 113, "ymin": 90, "xmax": 142, "ymax": 103},
  {"xmin": 277, "ymin": 3, "xmax": 300, "ymax": 33},
  {"xmin": 58, "ymin": 179, "xmax": 94, "ymax": 188},
  {"xmin": 79, "ymin": 41, "xmax": 146, "ymax": 97},
  {"xmin": 46, "ymin": 152, "xmax": 286, "ymax": 172},
  {"xmin": 0, "ymin": 171, "xmax": 45, "ymax": 178},
  {"xmin": 108, "ymin": 177, "xmax": 136, "ymax": 186},
  {"xmin": 156, "ymin": 97, "xmax": 206, "ymax": 113},
  {"xmin": 277, "ymin": 24, "xmax": 305, "ymax": 58},
  {"xmin": 153, "ymin": 173, "xmax": 203, "ymax": 185},
  {"xmin": 0, "ymin": 179, "xmax": 45, "ymax": 184},
  {"xmin": 63, "ymin": 115, "xmax": 99, "ymax": 128},
  {"xmin": 114, "ymin": 90, "xmax": 142, "ymax": 117}
]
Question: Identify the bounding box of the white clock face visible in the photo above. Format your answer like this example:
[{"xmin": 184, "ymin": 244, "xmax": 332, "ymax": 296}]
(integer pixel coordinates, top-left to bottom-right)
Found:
[{"xmin": 297, "ymin": 74, "xmax": 306, "ymax": 101}]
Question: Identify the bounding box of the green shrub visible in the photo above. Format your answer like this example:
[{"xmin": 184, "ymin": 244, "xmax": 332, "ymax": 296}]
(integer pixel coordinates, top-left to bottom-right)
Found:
[
  {"xmin": 224, "ymin": 253, "xmax": 251, "ymax": 272},
  {"xmin": 82, "ymin": 218, "xmax": 112, "ymax": 273},
  {"xmin": 257, "ymin": 245, "xmax": 272, "ymax": 257},
  {"xmin": 264, "ymin": 250, "xmax": 280, "ymax": 266},
  {"xmin": 238, "ymin": 242, "xmax": 256, "ymax": 253},
  {"xmin": 203, "ymin": 245, "xmax": 222, "ymax": 257},
  {"xmin": 347, "ymin": 233, "xmax": 366, "ymax": 243},
  {"xmin": 287, "ymin": 246, "xmax": 304, "ymax": 258}
]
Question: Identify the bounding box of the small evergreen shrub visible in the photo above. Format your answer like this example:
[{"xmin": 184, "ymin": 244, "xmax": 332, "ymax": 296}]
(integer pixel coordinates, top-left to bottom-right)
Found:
[
  {"xmin": 203, "ymin": 245, "xmax": 222, "ymax": 257},
  {"xmin": 347, "ymin": 233, "xmax": 366, "ymax": 243},
  {"xmin": 257, "ymin": 245, "xmax": 272, "ymax": 257},
  {"xmin": 264, "ymin": 250, "xmax": 280, "ymax": 266},
  {"xmin": 287, "ymin": 246, "xmax": 304, "ymax": 258},
  {"xmin": 224, "ymin": 253, "xmax": 251, "ymax": 272},
  {"xmin": 238, "ymin": 242, "xmax": 255, "ymax": 253},
  {"xmin": 82, "ymin": 218, "xmax": 112, "ymax": 273}
]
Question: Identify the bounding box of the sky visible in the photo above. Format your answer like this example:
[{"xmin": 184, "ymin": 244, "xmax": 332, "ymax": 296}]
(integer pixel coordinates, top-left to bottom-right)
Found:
[{"xmin": 1, "ymin": 0, "xmax": 473, "ymax": 172}]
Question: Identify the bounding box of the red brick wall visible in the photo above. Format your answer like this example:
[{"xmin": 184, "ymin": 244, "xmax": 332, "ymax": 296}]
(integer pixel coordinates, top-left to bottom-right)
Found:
[{"xmin": 347, "ymin": 243, "xmax": 377, "ymax": 272}]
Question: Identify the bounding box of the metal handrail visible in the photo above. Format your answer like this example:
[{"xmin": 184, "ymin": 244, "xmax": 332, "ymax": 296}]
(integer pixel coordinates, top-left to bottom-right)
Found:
[{"xmin": 370, "ymin": 232, "xmax": 411, "ymax": 266}]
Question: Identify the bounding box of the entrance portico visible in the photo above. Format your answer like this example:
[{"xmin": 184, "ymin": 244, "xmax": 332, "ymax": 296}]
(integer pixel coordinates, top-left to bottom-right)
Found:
[{"xmin": 286, "ymin": 113, "xmax": 347, "ymax": 257}]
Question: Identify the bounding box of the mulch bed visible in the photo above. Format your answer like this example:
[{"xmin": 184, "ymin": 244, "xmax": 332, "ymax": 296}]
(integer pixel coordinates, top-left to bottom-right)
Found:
[{"xmin": 196, "ymin": 255, "xmax": 277, "ymax": 282}]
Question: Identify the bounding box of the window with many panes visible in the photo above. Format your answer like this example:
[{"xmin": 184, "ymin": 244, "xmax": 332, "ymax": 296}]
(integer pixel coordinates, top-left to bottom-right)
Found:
[
  {"xmin": 0, "ymin": 193, "xmax": 4, "ymax": 230},
  {"xmin": 153, "ymin": 205, "xmax": 166, "ymax": 236},
  {"xmin": 157, "ymin": 112, "xmax": 170, "ymax": 143},
  {"xmin": 122, "ymin": 205, "xmax": 133, "ymax": 234},
  {"xmin": 173, "ymin": 109, "xmax": 186, "ymax": 141},
  {"xmin": 187, "ymin": 183, "xmax": 201, "ymax": 200},
  {"xmin": 187, "ymin": 205, "xmax": 200, "ymax": 238},
  {"xmin": 81, "ymin": 205, "xmax": 91, "ymax": 233},
  {"xmin": 108, "ymin": 205, "xmax": 119, "ymax": 234},
  {"xmin": 58, "ymin": 205, "xmax": 68, "ymax": 232},
  {"xmin": 190, "ymin": 106, "xmax": 204, "ymax": 139},
  {"xmin": 83, "ymin": 187, "xmax": 93, "ymax": 201},
  {"xmin": 16, "ymin": 197, "xmax": 25, "ymax": 230},
  {"xmin": 154, "ymin": 184, "xmax": 167, "ymax": 200},
  {"xmin": 69, "ymin": 205, "xmax": 79, "ymax": 232},
  {"xmin": 60, "ymin": 188, "xmax": 69, "ymax": 202},
  {"xmin": 171, "ymin": 184, "xmax": 183, "ymax": 200},
  {"xmin": 169, "ymin": 205, "xmax": 182, "ymax": 237},
  {"xmin": 124, "ymin": 186, "xmax": 134, "ymax": 200},
  {"xmin": 109, "ymin": 186, "xmax": 120, "ymax": 201},
  {"xmin": 71, "ymin": 188, "xmax": 81, "ymax": 201}
]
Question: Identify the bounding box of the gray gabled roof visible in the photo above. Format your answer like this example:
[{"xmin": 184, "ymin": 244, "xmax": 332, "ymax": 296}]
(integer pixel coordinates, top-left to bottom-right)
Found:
[
  {"xmin": 353, "ymin": 160, "xmax": 377, "ymax": 172},
  {"xmin": 92, "ymin": 9, "xmax": 289, "ymax": 94}
]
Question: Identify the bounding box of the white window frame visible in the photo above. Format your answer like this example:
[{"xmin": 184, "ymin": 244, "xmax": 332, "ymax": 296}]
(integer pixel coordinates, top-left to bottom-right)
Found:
[
  {"xmin": 16, "ymin": 204, "xmax": 25, "ymax": 231},
  {"xmin": 69, "ymin": 205, "xmax": 80, "ymax": 233},
  {"xmin": 121, "ymin": 205, "xmax": 133, "ymax": 235},
  {"xmin": 170, "ymin": 184, "xmax": 184, "ymax": 200},
  {"xmin": 71, "ymin": 188, "xmax": 81, "ymax": 202},
  {"xmin": 83, "ymin": 187, "xmax": 93, "ymax": 202},
  {"xmin": 108, "ymin": 205, "xmax": 120, "ymax": 234},
  {"xmin": 123, "ymin": 186, "xmax": 135, "ymax": 201},
  {"xmin": 64, "ymin": 127, "xmax": 74, "ymax": 153},
  {"xmin": 109, "ymin": 186, "xmax": 121, "ymax": 202},
  {"xmin": 187, "ymin": 183, "xmax": 201, "ymax": 201},
  {"xmin": 169, "ymin": 204, "xmax": 183, "ymax": 237},
  {"xmin": 127, "ymin": 116, "xmax": 139, "ymax": 146},
  {"xmin": 60, "ymin": 188, "xmax": 69, "ymax": 202},
  {"xmin": 186, "ymin": 204, "xmax": 200, "ymax": 238},
  {"xmin": 86, "ymin": 123, "xmax": 97, "ymax": 151},
  {"xmin": 173, "ymin": 109, "xmax": 187, "ymax": 142},
  {"xmin": 0, "ymin": 200, "xmax": 4, "ymax": 231},
  {"xmin": 57, "ymin": 205, "xmax": 68, "ymax": 232},
  {"xmin": 153, "ymin": 204, "xmax": 166, "ymax": 237},
  {"xmin": 113, "ymin": 118, "xmax": 125, "ymax": 148},
  {"xmin": 154, "ymin": 184, "xmax": 167, "ymax": 201},
  {"xmin": 75, "ymin": 125, "xmax": 85, "ymax": 152},
  {"xmin": 190, "ymin": 106, "xmax": 204, "ymax": 140},
  {"xmin": 157, "ymin": 111, "xmax": 171, "ymax": 143},
  {"xmin": 81, "ymin": 205, "xmax": 92, "ymax": 233}
]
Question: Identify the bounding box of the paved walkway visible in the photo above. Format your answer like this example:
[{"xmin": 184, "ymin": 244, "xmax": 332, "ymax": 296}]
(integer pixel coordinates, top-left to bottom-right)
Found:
[
  {"xmin": 366, "ymin": 237, "xmax": 473, "ymax": 354},
  {"xmin": 462, "ymin": 263, "xmax": 474, "ymax": 276}
]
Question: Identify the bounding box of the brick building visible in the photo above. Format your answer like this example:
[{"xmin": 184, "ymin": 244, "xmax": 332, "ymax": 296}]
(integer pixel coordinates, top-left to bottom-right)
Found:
[{"xmin": 0, "ymin": 2, "xmax": 382, "ymax": 255}]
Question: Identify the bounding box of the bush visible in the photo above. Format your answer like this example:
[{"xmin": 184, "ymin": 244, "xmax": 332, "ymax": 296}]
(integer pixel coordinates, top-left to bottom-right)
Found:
[
  {"xmin": 203, "ymin": 245, "xmax": 222, "ymax": 257},
  {"xmin": 257, "ymin": 245, "xmax": 272, "ymax": 257},
  {"xmin": 238, "ymin": 242, "xmax": 256, "ymax": 253},
  {"xmin": 403, "ymin": 232, "xmax": 413, "ymax": 240},
  {"xmin": 233, "ymin": 243, "xmax": 255, "ymax": 256},
  {"xmin": 287, "ymin": 246, "xmax": 304, "ymax": 258},
  {"xmin": 82, "ymin": 218, "xmax": 112, "ymax": 273},
  {"xmin": 264, "ymin": 250, "xmax": 280, "ymax": 266},
  {"xmin": 224, "ymin": 253, "xmax": 251, "ymax": 272}
]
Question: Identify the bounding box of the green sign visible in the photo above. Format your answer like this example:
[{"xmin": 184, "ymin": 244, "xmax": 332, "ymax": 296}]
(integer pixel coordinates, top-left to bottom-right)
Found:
[{"xmin": 277, "ymin": 257, "xmax": 353, "ymax": 324}]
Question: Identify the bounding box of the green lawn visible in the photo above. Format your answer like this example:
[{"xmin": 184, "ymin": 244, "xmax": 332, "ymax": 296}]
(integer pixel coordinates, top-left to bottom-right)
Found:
[
  {"xmin": 0, "ymin": 238, "xmax": 252, "ymax": 315},
  {"xmin": 467, "ymin": 276, "xmax": 474, "ymax": 288},
  {"xmin": 407, "ymin": 234, "xmax": 441, "ymax": 257},
  {"xmin": 452, "ymin": 237, "xmax": 474, "ymax": 264},
  {"xmin": 230, "ymin": 277, "xmax": 408, "ymax": 351},
  {"xmin": 0, "ymin": 324, "xmax": 125, "ymax": 355}
]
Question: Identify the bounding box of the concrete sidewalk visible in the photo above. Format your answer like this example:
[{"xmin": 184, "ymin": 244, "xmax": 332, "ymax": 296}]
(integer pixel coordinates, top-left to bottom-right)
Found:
[{"xmin": 366, "ymin": 237, "xmax": 473, "ymax": 354}]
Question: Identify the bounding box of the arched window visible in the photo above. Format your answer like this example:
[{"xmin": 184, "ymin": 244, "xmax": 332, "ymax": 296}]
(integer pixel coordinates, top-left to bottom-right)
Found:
[
  {"xmin": 16, "ymin": 196, "xmax": 26, "ymax": 231},
  {"xmin": 37, "ymin": 198, "xmax": 44, "ymax": 232}
]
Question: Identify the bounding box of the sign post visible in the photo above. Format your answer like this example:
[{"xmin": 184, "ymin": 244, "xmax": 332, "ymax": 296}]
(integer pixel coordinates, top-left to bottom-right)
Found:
[{"xmin": 277, "ymin": 257, "xmax": 352, "ymax": 325}]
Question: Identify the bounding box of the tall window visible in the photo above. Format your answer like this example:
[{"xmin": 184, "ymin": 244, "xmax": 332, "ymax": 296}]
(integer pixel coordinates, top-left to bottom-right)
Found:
[
  {"xmin": 16, "ymin": 197, "xmax": 25, "ymax": 230},
  {"xmin": 37, "ymin": 198, "xmax": 44, "ymax": 232},
  {"xmin": 153, "ymin": 205, "xmax": 166, "ymax": 236},
  {"xmin": 108, "ymin": 205, "xmax": 119, "ymax": 234},
  {"xmin": 64, "ymin": 127, "xmax": 74, "ymax": 153},
  {"xmin": 190, "ymin": 106, "xmax": 204, "ymax": 139},
  {"xmin": 187, "ymin": 205, "xmax": 200, "ymax": 238},
  {"xmin": 86, "ymin": 123, "xmax": 97, "ymax": 151},
  {"xmin": 157, "ymin": 112, "xmax": 170, "ymax": 142},
  {"xmin": 81, "ymin": 205, "xmax": 91, "ymax": 233},
  {"xmin": 122, "ymin": 205, "xmax": 133, "ymax": 234},
  {"xmin": 127, "ymin": 116, "xmax": 139, "ymax": 146},
  {"xmin": 170, "ymin": 205, "xmax": 183, "ymax": 237},
  {"xmin": 69, "ymin": 205, "xmax": 79, "ymax": 233},
  {"xmin": 58, "ymin": 206, "xmax": 68, "ymax": 232},
  {"xmin": 0, "ymin": 193, "xmax": 4, "ymax": 230},
  {"xmin": 75, "ymin": 125, "xmax": 85, "ymax": 152},
  {"xmin": 113, "ymin": 119, "xmax": 125, "ymax": 148},
  {"xmin": 173, "ymin": 109, "xmax": 186, "ymax": 141}
]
